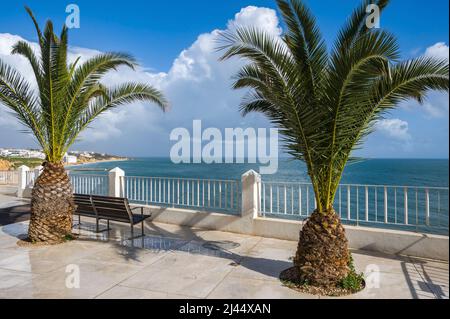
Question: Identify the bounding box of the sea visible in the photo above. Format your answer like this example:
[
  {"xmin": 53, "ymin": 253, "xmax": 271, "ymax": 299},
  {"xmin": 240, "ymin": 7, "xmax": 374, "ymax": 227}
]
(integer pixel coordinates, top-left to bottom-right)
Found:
[
  {"xmin": 68, "ymin": 157, "xmax": 449, "ymax": 187},
  {"xmin": 68, "ymin": 158, "xmax": 449, "ymax": 235}
]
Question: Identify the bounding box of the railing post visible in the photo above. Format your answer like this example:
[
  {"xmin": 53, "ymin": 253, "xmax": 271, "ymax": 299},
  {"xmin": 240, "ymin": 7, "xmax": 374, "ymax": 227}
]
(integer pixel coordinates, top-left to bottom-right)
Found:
[
  {"xmin": 347, "ymin": 185, "xmax": 351, "ymax": 220},
  {"xmin": 241, "ymin": 170, "xmax": 261, "ymax": 219},
  {"xmin": 33, "ymin": 166, "xmax": 43, "ymax": 183},
  {"xmin": 425, "ymin": 189, "xmax": 430, "ymax": 226},
  {"xmin": 404, "ymin": 187, "xmax": 408, "ymax": 225},
  {"xmin": 108, "ymin": 167, "xmax": 125, "ymax": 197},
  {"xmin": 17, "ymin": 165, "xmax": 30, "ymax": 198},
  {"xmin": 365, "ymin": 186, "xmax": 369, "ymax": 221},
  {"xmin": 384, "ymin": 186, "xmax": 388, "ymax": 223}
]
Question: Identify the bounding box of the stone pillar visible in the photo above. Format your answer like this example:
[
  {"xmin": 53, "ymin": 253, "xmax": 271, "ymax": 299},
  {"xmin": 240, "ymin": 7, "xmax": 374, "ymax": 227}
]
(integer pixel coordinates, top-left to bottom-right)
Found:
[
  {"xmin": 17, "ymin": 165, "xmax": 30, "ymax": 198},
  {"xmin": 108, "ymin": 167, "xmax": 125, "ymax": 197},
  {"xmin": 33, "ymin": 165, "xmax": 43, "ymax": 184},
  {"xmin": 241, "ymin": 169, "xmax": 261, "ymax": 219}
]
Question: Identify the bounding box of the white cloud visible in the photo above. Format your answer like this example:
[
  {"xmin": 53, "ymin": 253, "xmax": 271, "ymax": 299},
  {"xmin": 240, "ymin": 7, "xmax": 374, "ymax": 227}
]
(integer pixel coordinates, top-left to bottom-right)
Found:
[
  {"xmin": 375, "ymin": 119, "xmax": 411, "ymax": 141},
  {"xmin": 424, "ymin": 42, "xmax": 449, "ymax": 60},
  {"xmin": 0, "ymin": 9, "xmax": 447, "ymax": 158},
  {"xmin": 0, "ymin": 6, "xmax": 280, "ymax": 153},
  {"xmin": 228, "ymin": 6, "xmax": 282, "ymax": 36},
  {"xmin": 401, "ymin": 43, "xmax": 449, "ymax": 118}
]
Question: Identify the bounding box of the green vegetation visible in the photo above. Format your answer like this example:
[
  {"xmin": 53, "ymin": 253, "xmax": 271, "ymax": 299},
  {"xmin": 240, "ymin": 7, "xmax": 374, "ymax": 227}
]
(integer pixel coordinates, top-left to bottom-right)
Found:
[
  {"xmin": 219, "ymin": 0, "xmax": 449, "ymax": 288},
  {"xmin": 0, "ymin": 156, "xmax": 43, "ymax": 169},
  {"xmin": 0, "ymin": 7, "xmax": 168, "ymax": 243},
  {"xmin": 339, "ymin": 256, "xmax": 365, "ymax": 293}
]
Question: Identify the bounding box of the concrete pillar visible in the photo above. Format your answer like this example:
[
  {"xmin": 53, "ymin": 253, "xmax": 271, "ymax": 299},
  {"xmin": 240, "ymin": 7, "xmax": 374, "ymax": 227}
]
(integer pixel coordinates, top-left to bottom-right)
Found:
[
  {"xmin": 108, "ymin": 167, "xmax": 125, "ymax": 197},
  {"xmin": 17, "ymin": 165, "xmax": 30, "ymax": 198},
  {"xmin": 241, "ymin": 169, "xmax": 261, "ymax": 219},
  {"xmin": 33, "ymin": 166, "xmax": 43, "ymax": 185}
]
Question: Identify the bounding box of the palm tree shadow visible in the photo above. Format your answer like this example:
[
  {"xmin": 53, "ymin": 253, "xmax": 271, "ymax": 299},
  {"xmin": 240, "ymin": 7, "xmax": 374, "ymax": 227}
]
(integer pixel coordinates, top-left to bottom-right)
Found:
[
  {"xmin": 0, "ymin": 204, "xmax": 31, "ymax": 227},
  {"xmin": 2, "ymin": 207, "xmax": 292, "ymax": 280},
  {"xmin": 74, "ymin": 216, "xmax": 293, "ymax": 280}
]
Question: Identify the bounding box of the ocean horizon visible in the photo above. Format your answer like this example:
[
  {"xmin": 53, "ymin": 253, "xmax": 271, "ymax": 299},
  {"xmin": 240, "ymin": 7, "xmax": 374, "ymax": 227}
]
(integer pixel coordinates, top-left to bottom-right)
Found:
[{"xmin": 68, "ymin": 157, "xmax": 449, "ymax": 187}]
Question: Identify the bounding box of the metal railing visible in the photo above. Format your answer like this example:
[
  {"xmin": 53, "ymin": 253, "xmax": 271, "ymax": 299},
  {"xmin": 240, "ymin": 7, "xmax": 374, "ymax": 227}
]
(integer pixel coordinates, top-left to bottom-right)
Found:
[
  {"xmin": 0, "ymin": 170, "xmax": 18, "ymax": 185},
  {"xmin": 122, "ymin": 176, "xmax": 240, "ymax": 215},
  {"xmin": 259, "ymin": 181, "xmax": 449, "ymax": 235},
  {"xmin": 18, "ymin": 169, "xmax": 448, "ymax": 234},
  {"xmin": 70, "ymin": 174, "xmax": 108, "ymax": 196},
  {"xmin": 25, "ymin": 171, "xmax": 36, "ymax": 187}
]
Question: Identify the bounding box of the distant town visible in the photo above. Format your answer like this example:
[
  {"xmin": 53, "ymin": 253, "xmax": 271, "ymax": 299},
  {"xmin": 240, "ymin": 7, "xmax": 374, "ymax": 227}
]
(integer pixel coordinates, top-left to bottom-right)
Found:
[{"xmin": 0, "ymin": 148, "xmax": 127, "ymax": 170}]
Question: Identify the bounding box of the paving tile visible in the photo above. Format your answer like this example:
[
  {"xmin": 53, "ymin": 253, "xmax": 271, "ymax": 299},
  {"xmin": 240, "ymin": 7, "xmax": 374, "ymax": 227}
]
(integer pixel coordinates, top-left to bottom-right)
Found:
[
  {"xmin": 0, "ymin": 259, "xmax": 141, "ymax": 299},
  {"xmin": 193, "ymin": 230, "xmax": 262, "ymax": 255},
  {"xmin": 0, "ymin": 221, "xmax": 448, "ymax": 299},
  {"xmin": 410, "ymin": 258, "xmax": 449, "ymax": 299},
  {"xmin": 121, "ymin": 235, "xmax": 190, "ymax": 252},
  {"xmin": 0, "ymin": 248, "xmax": 65, "ymax": 274},
  {"xmin": 121, "ymin": 251, "xmax": 235, "ymax": 298},
  {"xmin": 207, "ymin": 276, "xmax": 318, "ymax": 299},
  {"xmin": 82, "ymin": 244, "xmax": 167, "ymax": 267},
  {"xmin": 351, "ymin": 250, "xmax": 416, "ymax": 275},
  {"xmin": 228, "ymin": 237, "xmax": 295, "ymax": 282},
  {"xmin": 96, "ymin": 285, "xmax": 198, "ymax": 299},
  {"xmin": 0, "ymin": 268, "xmax": 33, "ymax": 291}
]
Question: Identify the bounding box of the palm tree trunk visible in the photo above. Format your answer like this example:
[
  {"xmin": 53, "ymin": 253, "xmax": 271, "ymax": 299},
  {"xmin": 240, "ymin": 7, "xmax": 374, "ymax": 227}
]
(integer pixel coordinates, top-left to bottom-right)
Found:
[
  {"xmin": 294, "ymin": 208, "xmax": 350, "ymax": 287},
  {"xmin": 28, "ymin": 161, "xmax": 75, "ymax": 243}
]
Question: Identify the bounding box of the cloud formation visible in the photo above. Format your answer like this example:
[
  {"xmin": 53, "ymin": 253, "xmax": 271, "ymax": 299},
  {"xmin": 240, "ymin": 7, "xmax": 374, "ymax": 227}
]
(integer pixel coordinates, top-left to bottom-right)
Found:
[
  {"xmin": 0, "ymin": 6, "xmax": 280, "ymax": 155},
  {"xmin": 375, "ymin": 119, "xmax": 411, "ymax": 141},
  {"xmin": 0, "ymin": 8, "xmax": 448, "ymax": 158},
  {"xmin": 424, "ymin": 42, "xmax": 449, "ymax": 60}
]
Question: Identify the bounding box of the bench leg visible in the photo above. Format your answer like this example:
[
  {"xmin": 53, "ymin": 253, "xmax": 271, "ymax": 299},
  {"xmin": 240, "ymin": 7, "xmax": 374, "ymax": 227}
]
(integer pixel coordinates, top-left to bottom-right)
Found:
[
  {"xmin": 128, "ymin": 223, "xmax": 146, "ymax": 240},
  {"xmin": 94, "ymin": 220, "xmax": 112, "ymax": 233}
]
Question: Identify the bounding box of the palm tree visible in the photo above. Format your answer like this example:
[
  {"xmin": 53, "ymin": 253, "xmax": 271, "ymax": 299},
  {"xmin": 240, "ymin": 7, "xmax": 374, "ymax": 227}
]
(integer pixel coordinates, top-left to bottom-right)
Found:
[
  {"xmin": 0, "ymin": 8, "xmax": 168, "ymax": 243},
  {"xmin": 219, "ymin": 0, "xmax": 449, "ymax": 287}
]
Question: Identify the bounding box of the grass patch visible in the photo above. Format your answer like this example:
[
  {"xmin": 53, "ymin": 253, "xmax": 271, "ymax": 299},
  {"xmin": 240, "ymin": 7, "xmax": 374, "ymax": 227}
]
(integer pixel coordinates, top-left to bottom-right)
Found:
[
  {"xmin": 280, "ymin": 254, "xmax": 365, "ymax": 297},
  {"xmin": 64, "ymin": 233, "xmax": 77, "ymax": 241},
  {"xmin": 338, "ymin": 255, "xmax": 365, "ymax": 293}
]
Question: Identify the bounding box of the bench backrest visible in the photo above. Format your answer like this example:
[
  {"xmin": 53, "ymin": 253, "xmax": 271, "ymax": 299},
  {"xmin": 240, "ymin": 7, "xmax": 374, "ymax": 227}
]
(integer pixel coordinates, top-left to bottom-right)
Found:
[
  {"xmin": 90, "ymin": 195, "xmax": 132, "ymax": 222},
  {"xmin": 74, "ymin": 194, "xmax": 96, "ymax": 217}
]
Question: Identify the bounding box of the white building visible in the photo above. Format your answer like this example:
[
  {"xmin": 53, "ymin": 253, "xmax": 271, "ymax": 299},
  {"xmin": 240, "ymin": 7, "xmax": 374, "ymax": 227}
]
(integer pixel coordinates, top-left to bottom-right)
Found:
[{"xmin": 63, "ymin": 153, "xmax": 77, "ymax": 164}]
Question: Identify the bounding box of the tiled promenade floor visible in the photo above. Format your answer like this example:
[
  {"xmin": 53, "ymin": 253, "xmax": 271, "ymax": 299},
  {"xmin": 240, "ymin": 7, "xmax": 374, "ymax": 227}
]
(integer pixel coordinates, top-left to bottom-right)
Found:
[{"xmin": 0, "ymin": 189, "xmax": 447, "ymax": 299}]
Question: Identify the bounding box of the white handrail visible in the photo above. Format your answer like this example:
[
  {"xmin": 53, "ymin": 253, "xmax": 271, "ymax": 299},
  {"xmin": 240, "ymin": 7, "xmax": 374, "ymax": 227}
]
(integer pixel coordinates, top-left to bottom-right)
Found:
[{"xmin": 259, "ymin": 180, "xmax": 449, "ymax": 233}]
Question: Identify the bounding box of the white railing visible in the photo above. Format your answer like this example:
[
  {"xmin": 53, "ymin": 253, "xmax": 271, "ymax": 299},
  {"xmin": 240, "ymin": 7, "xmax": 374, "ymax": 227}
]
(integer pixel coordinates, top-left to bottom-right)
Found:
[
  {"xmin": 17, "ymin": 167, "xmax": 448, "ymax": 235},
  {"xmin": 70, "ymin": 174, "xmax": 109, "ymax": 196},
  {"xmin": 122, "ymin": 176, "xmax": 240, "ymax": 214},
  {"xmin": 0, "ymin": 170, "xmax": 18, "ymax": 185},
  {"xmin": 25, "ymin": 170, "xmax": 36, "ymax": 186},
  {"xmin": 259, "ymin": 181, "xmax": 449, "ymax": 234}
]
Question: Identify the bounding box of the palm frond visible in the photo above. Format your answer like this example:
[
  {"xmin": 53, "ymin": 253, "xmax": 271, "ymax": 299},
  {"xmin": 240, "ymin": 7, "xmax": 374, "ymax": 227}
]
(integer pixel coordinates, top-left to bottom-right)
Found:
[
  {"xmin": 0, "ymin": 8, "xmax": 168, "ymax": 162},
  {"xmin": 61, "ymin": 83, "xmax": 168, "ymax": 153},
  {"xmin": 218, "ymin": 0, "xmax": 449, "ymax": 211},
  {"xmin": 0, "ymin": 59, "xmax": 47, "ymax": 150}
]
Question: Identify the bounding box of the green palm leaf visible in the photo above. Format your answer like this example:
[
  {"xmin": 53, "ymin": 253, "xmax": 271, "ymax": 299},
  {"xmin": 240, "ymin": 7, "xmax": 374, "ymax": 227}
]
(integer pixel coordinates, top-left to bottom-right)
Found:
[
  {"xmin": 218, "ymin": 0, "xmax": 449, "ymax": 211},
  {"xmin": 0, "ymin": 8, "xmax": 168, "ymax": 163}
]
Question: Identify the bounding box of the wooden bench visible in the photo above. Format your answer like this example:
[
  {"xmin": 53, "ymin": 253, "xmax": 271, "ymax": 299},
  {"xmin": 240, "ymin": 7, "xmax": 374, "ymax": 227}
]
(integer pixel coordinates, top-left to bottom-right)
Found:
[{"xmin": 73, "ymin": 194, "xmax": 151, "ymax": 238}]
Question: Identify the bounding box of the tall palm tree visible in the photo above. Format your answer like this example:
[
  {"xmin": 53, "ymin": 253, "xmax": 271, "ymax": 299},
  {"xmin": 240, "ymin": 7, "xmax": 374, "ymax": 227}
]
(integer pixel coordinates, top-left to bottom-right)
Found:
[
  {"xmin": 219, "ymin": 0, "xmax": 449, "ymax": 287},
  {"xmin": 0, "ymin": 8, "xmax": 168, "ymax": 243}
]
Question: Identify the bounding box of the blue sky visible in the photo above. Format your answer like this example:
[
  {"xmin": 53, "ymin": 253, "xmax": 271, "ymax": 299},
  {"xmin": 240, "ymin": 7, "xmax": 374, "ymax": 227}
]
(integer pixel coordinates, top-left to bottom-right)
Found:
[{"xmin": 0, "ymin": 0, "xmax": 449, "ymax": 158}]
